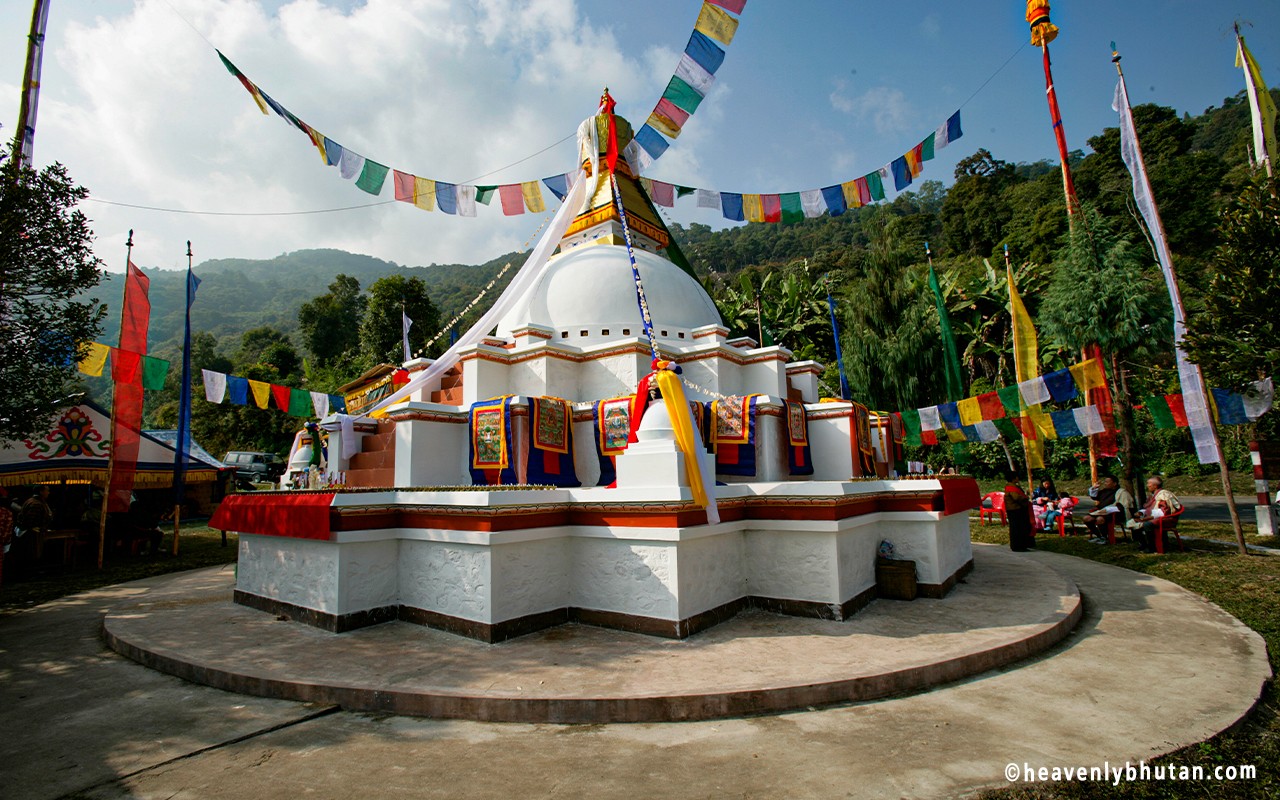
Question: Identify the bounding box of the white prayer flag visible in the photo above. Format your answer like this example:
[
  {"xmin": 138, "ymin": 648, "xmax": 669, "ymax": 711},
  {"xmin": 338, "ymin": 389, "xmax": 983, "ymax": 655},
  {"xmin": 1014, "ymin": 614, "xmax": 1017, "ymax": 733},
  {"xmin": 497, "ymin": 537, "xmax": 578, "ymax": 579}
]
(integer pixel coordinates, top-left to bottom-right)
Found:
[
  {"xmin": 800, "ymin": 189, "xmax": 826, "ymax": 218},
  {"xmin": 696, "ymin": 188, "xmax": 721, "ymax": 209},
  {"xmin": 1244, "ymin": 377, "xmax": 1274, "ymax": 421},
  {"xmin": 1073, "ymin": 405, "xmax": 1106, "ymax": 436},
  {"xmin": 1018, "ymin": 376, "xmax": 1051, "ymax": 407},
  {"xmin": 918, "ymin": 406, "xmax": 942, "ymax": 431},
  {"xmin": 338, "ymin": 148, "xmax": 366, "ymax": 180},
  {"xmin": 201, "ymin": 369, "xmax": 226, "ymax": 403},
  {"xmin": 674, "ymin": 53, "xmax": 715, "ymax": 97},
  {"xmin": 310, "ymin": 391, "xmax": 330, "ymax": 419}
]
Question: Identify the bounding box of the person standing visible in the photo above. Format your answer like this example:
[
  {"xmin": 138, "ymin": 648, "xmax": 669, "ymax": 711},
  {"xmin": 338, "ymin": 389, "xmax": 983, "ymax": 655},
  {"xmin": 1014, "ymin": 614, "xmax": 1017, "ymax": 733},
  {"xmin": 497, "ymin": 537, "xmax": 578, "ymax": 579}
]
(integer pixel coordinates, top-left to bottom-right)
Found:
[{"xmin": 1005, "ymin": 482, "xmax": 1035, "ymax": 552}]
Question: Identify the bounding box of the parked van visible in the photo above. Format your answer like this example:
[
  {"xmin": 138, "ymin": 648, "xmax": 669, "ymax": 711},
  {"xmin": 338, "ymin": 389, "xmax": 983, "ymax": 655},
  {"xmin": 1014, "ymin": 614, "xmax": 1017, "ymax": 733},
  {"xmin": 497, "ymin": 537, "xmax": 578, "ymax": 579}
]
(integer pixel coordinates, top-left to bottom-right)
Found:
[{"xmin": 223, "ymin": 451, "xmax": 286, "ymax": 483}]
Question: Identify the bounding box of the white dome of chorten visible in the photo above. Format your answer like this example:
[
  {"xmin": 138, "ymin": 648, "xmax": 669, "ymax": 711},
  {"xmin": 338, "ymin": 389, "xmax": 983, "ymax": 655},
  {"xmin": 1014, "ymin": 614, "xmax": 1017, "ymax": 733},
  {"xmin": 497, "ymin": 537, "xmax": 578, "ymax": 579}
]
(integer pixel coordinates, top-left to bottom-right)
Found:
[{"xmin": 495, "ymin": 245, "xmax": 721, "ymax": 346}]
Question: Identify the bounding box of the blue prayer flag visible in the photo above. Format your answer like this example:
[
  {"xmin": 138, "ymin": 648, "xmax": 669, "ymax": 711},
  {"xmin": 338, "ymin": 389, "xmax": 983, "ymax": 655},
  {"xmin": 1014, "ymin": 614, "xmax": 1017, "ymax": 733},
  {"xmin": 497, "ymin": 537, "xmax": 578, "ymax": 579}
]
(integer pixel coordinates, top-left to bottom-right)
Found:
[
  {"xmin": 1049, "ymin": 409, "xmax": 1083, "ymax": 437},
  {"xmin": 684, "ymin": 30, "xmax": 726, "ymax": 74},
  {"xmin": 543, "ymin": 173, "xmax": 569, "ymax": 201},
  {"xmin": 720, "ymin": 192, "xmax": 744, "ymax": 222},
  {"xmin": 436, "ymin": 181, "xmax": 458, "ymax": 215},
  {"xmin": 1044, "ymin": 367, "xmax": 1078, "ymax": 402},
  {"xmin": 891, "ymin": 156, "xmax": 911, "ymax": 191},
  {"xmin": 1211, "ymin": 388, "xmax": 1249, "ymax": 425},
  {"xmin": 174, "ymin": 266, "xmax": 200, "ymax": 506},
  {"xmin": 323, "ymin": 138, "xmax": 342, "ymax": 167},
  {"xmin": 938, "ymin": 402, "xmax": 961, "ymax": 429},
  {"xmin": 633, "ymin": 124, "xmax": 670, "ymax": 160},
  {"xmin": 227, "ymin": 375, "xmax": 249, "ymax": 406},
  {"xmin": 820, "ymin": 184, "xmax": 847, "ymax": 216}
]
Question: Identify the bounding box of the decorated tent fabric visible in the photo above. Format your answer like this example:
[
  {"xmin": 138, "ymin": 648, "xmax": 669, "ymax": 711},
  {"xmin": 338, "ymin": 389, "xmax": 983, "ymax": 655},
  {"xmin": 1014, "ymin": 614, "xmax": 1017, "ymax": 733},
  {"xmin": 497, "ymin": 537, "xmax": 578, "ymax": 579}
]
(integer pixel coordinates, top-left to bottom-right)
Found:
[
  {"xmin": 711, "ymin": 395, "xmax": 760, "ymax": 476},
  {"xmin": 593, "ymin": 396, "xmax": 632, "ymax": 486},
  {"xmin": 785, "ymin": 400, "xmax": 813, "ymax": 476},
  {"xmin": 468, "ymin": 396, "xmax": 517, "ymax": 486},
  {"xmin": 526, "ymin": 396, "xmax": 578, "ymax": 487}
]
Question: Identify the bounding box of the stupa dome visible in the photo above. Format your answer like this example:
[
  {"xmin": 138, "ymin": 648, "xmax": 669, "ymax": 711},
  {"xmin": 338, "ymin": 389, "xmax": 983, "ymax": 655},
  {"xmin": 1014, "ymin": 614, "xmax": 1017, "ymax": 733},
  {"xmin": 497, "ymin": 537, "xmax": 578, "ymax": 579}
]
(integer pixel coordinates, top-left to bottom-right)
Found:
[{"xmin": 495, "ymin": 245, "xmax": 721, "ymax": 346}]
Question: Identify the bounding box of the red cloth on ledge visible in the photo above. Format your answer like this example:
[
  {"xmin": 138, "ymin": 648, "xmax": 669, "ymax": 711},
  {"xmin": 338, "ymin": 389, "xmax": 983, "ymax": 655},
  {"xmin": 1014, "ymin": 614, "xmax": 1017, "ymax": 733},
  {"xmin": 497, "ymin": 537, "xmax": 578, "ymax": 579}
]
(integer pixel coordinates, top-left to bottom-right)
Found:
[
  {"xmin": 210, "ymin": 493, "xmax": 335, "ymax": 539},
  {"xmin": 939, "ymin": 477, "xmax": 982, "ymax": 517}
]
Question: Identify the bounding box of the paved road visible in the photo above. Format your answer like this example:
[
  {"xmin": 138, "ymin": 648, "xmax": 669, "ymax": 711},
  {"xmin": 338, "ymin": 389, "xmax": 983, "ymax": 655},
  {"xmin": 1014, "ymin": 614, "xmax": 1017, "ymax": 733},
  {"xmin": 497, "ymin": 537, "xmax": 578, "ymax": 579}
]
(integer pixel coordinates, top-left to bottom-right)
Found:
[{"xmin": 1076, "ymin": 494, "xmax": 1265, "ymax": 524}]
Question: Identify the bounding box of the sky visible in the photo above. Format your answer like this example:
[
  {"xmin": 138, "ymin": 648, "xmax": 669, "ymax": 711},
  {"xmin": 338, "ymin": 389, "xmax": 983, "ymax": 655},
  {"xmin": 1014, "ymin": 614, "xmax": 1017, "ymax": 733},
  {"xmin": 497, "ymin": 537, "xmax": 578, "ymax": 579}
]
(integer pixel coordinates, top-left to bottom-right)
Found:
[{"xmin": 2, "ymin": 0, "xmax": 1277, "ymax": 273}]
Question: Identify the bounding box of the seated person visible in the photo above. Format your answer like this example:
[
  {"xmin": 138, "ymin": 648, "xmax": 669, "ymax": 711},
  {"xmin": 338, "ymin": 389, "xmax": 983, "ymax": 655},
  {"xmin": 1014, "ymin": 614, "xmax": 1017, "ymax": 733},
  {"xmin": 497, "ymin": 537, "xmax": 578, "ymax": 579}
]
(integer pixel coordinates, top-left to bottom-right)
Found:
[
  {"xmin": 1128, "ymin": 476, "xmax": 1182, "ymax": 552},
  {"xmin": 1083, "ymin": 475, "xmax": 1135, "ymax": 542},
  {"xmin": 1031, "ymin": 478, "xmax": 1061, "ymax": 531}
]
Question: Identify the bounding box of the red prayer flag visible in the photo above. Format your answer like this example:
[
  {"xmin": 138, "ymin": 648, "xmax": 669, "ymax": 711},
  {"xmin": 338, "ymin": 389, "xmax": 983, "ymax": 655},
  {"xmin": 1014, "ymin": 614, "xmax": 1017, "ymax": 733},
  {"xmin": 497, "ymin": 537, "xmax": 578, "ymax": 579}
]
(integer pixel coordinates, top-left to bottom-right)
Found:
[
  {"xmin": 392, "ymin": 170, "xmax": 415, "ymax": 203},
  {"xmin": 108, "ymin": 260, "xmax": 151, "ymax": 513},
  {"xmin": 707, "ymin": 0, "xmax": 746, "ymax": 13},
  {"xmin": 1084, "ymin": 344, "xmax": 1117, "ymax": 456},
  {"xmin": 921, "ymin": 429, "xmax": 938, "ymax": 446},
  {"xmin": 110, "ymin": 348, "xmax": 141, "ymax": 383},
  {"xmin": 498, "ymin": 183, "xmax": 525, "ymax": 216},
  {"xmin": 1166, "ymin": 394, "xmax": 1188, "ymax": 427},
  {"xmin": 761, "ymin": 194, "xmax": 781, "ymax": 223},
  {"xmin": 976, "ymin": 391, "xmax": 1005, "ymax": 420},
  {"xmin": 271, "ymin": 384, "xmax": 292, "ymax": 412}
]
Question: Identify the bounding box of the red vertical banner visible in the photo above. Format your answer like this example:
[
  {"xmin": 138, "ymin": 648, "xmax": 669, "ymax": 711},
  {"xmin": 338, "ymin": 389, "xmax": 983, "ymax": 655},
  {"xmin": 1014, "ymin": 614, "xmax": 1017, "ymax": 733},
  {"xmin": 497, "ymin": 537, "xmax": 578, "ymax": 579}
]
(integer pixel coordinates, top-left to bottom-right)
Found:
[
  {"xmin": 1085, "ymin": 344, "xmax": 1117, "ymax": 457},
  {"xmin": 108, "ymin": 261, "xmax": 150, "ymax": 512}
]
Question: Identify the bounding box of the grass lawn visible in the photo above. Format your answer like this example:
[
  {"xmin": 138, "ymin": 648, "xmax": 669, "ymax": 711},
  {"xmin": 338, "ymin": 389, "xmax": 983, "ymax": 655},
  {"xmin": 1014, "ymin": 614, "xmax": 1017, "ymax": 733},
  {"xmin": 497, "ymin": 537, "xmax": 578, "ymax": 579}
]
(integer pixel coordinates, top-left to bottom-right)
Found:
[
  {"xmin": 972, "ymin": 519, "xmax": 1280, "ymax": 799},
  {"xmin": 0, "ymin": 524, "xmax": 238, "ymax": 613}
]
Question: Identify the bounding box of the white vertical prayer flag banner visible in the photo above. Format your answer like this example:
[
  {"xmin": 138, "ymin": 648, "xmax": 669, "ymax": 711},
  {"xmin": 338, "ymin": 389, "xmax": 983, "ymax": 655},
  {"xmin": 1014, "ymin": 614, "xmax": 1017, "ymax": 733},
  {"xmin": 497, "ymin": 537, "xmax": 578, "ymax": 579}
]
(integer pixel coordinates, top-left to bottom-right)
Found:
[
  {"xmin": 310, "ymin": 391, "xmax": 330, "ymax": 419},
  {"xmin": 1115, "ymin": 73, "xmax": 1218, "ymax": 463}
]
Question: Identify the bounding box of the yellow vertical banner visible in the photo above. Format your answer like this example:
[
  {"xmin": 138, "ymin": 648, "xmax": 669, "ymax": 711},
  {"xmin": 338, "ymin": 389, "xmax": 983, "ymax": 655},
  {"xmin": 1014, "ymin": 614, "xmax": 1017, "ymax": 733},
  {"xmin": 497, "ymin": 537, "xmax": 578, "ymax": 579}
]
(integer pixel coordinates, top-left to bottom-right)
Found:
[{"xmin": 1008, "ymin": 264, "xmax": 1045, "ymax": 469}]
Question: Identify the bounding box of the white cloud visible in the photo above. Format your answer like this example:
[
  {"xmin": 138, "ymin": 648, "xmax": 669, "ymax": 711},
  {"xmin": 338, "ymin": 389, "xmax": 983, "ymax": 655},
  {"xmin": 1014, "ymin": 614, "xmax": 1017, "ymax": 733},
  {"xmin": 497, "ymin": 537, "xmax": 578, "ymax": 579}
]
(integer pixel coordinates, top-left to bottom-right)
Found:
[
  {"xmin": 828, "ymin": 80, "xmax": 917, "ymax": 138},
  {"xmin": 14, "ymin": 0, "xmax": 691, "ymax": 271}
]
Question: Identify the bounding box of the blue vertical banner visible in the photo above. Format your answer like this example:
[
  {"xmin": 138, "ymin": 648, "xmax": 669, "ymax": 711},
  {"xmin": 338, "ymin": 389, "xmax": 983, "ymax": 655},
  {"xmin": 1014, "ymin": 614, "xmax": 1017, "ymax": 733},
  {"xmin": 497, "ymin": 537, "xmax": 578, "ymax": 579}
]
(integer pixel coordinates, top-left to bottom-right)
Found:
[
  {"xmin": 174, "ymin": 255, "xmax": 201, "ymax": 507},
  {"xmin": 826, "ymin": 278, "xmax": 850, "ymax": 400}
]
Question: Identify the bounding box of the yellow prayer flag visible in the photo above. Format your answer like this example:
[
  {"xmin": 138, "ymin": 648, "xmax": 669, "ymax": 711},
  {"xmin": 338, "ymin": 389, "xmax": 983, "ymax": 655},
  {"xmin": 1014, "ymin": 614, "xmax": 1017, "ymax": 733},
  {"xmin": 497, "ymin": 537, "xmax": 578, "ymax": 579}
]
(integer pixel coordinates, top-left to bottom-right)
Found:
[
  {"xmin": 77, "ymin": 342, "xmax": 110, "ymax": 377},
  {"xmin": 695, "ymin": 2, "xmax": 739, "ymax": 45},
  {"xmin": 646, "ymin": 110, "xmax": 682, "ymax": 139},
  {"xmin": 946, "ymin": 428, "xmax": 967, "ymax": 443},
  {"xmin": 1068, "ymin": 358, "xmax": 1105, "ymax": 393},
  {"xmin": 414, "ymin": 177, "xmax": 436, "ymax": 211},
  {"xmin": 1030, "ymin": 406, "xmax": 1057, "ymax": 440},
  {"xmin": 1237, "ymin": 35, "xmax": 1277, "ymax": 169},
  {"xmin": 1008, "ymin": 264, "xmax": 1045, "ymax": 468},
  {"xmin": 305, "ymin": 128, "xmax": 328, "ymax": 165},
  {"xmin": 248, "ymin": 380, "xmax": 271, "ymax": 410},
  {"xmin": 521, "ymin": 181, "xmax": 546, "ymax": 213},
  {"xmin": 841, "ymin": 180, "xmax": 863, "ymax": 209},
  {"xmin": 957, "ymin": 397, "xmax": 983, "ymax": 426},
  {"xmin": 742, "ymin": 194, "xmax": 764, "ymax": 223}
]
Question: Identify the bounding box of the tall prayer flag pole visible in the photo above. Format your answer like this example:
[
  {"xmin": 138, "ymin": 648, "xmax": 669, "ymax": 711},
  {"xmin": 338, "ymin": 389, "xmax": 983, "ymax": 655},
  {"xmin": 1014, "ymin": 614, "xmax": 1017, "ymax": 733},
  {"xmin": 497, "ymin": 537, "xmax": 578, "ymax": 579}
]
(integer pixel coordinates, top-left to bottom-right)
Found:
[
  {"xmin": 1234, "ymin": 24, "xmax": 1276, "ymax": 178},
  {"xmin": 1026, "ymin": 1, "xmax": 1079, "ymax": 222},
  {"xmin": 12, "ymin": 0, "xmax": 50, "ymax": 168},
  {"xmin": 1112, "ymin": 45, "xmax": 1247, "ymax": 553},
  {"xmin": 172, "ymin": 241, "xmax": 199, "ymax": 555},
  {"xmin": 825, "ymin": 275, "xmax": 850, "ymax": 401},
  {"xmin": 925, "ymin": 243, "xmax": 964, "ymax": 403}
]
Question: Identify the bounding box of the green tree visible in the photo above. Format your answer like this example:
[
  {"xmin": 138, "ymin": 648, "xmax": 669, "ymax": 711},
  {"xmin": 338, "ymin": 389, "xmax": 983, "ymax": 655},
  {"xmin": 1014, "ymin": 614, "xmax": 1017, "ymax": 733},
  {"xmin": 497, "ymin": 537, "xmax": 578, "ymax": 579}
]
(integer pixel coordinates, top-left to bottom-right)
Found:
[
  {"xmin": 298, "ymin": 273, "xmax": 365, "ymax": 366},
  {"xmin": 237, "ymin": 326, "xmax": 300, "ymax": 378},
  {"xmin": 0, "ymin": 149, "xmax": 106, "ymax": 440},
  {"xmin": 360, "ymin": 275, "xmax": 440, "ymax": 364},
  {"xmin": 1183, "ymin": 174, "xmax": 1280, "ymax": 388},
  {"xmin": 940, "ymin": 149, "xmax": 1016, "ymax": 257}
]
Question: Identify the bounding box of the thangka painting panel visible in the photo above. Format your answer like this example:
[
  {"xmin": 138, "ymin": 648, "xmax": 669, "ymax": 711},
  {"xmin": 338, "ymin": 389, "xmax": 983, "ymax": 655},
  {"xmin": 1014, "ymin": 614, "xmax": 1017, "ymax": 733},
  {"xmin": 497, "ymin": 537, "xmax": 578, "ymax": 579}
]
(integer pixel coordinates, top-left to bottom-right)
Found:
[
  {"xmin": 712, "ymin": 395, "xmax": 753, "ymax": 445},
  {"xmin": 532, "ymin": 396, "xmax": 571, "ymax": 455},
  {"xmin": 786, "ymin": 400, "xmax": 808, "ymax": 447},
  {"xmin": 597, "ymin": 396, "xmax": 633, "ymax": 457},
  {"xmin": 852, "ymin": 401, "xmax": 874, "ymax": 456},
  {"xmin": 470, "ymin": 398, "xmax": 510, "ymax": 471}
]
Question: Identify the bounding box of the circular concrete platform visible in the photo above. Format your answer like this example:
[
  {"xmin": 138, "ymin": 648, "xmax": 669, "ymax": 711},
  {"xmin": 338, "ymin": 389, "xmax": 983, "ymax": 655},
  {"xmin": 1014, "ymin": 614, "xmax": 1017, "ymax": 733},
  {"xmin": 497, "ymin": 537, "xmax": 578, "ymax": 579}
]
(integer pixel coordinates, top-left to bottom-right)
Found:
[{"xmin": 103, "ymin": 545, "xmax": 1081, "ymax": 723}]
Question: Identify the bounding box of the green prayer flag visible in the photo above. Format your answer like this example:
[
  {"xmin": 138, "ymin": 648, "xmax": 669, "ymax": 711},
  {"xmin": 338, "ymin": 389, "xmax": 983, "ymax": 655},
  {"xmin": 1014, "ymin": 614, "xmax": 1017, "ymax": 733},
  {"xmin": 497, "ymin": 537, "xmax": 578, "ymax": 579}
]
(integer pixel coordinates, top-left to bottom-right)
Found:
[
  {"xmin": 993, "ymin": 417, "xmax": 1020, "ymax": 440},
  {"xmin": 780, "ymin": 193, "xmax": 804, "ymax": 224},
  {"xmin": 1144, "ymin": 396, "xmax": 1176, "ymax": 429},
  {"xmin": 928, "ymin": 263, "xmax": 965, "ymax": 402},
  {"xmin": 675, "ymin": 185, "xmax": 696, "ymax": 198},
  {"xmin": 902, "ymin": 408, "xmax": 922, "ymax": 447},
  {"xmin": 141, "ymin": 355, "xmax": 169, "ymax": 390},
  {"xmin": 921, "ymin": 132, "xmax": 936, "ymax": 162},
  {"xmin": 865, "ymin": 170, "xmax": 885, "ymax": 201},
  {"xmin": 475, "ymin": 185, "xmax": 497, "ymax": 205},
  {"xmin": 661, "ymin": 75, "xmax": 704, "ymax": 115},
  {"xmin": 997, "ymin": 385, "xmax": 1023, "ymax": 415},
  {"xmin": 355, "ymin": 159, "xmax": 390, "ymax": 195},
  {"xmin": 287, "ymin": 388, "xmax": 313, "ymax": 418}
]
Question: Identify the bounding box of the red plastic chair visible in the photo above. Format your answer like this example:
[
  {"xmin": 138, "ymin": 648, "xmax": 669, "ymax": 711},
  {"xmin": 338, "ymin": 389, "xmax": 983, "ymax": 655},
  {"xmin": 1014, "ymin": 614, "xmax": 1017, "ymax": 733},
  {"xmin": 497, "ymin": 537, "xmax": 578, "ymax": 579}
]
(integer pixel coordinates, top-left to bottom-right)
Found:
[
  {"xmin": 1055, "ymin": 496, "xmax": 1081, "ymax": 536},
  {"xmin": 980, "ymin": 492, "xmax": 1006, "ymax": 525},
  {"xmin": 1153, "ymin": 508, "xmax": 1185, "ymax": 554}
]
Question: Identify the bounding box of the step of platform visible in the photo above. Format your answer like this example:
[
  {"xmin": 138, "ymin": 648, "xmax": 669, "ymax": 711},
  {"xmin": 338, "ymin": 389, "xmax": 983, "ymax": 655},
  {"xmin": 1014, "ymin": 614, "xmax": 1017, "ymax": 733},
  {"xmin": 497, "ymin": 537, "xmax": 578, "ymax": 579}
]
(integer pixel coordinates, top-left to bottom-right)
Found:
[{"xmin": 343, "ymin": 467, "xmax": 395, "ymax": 488}]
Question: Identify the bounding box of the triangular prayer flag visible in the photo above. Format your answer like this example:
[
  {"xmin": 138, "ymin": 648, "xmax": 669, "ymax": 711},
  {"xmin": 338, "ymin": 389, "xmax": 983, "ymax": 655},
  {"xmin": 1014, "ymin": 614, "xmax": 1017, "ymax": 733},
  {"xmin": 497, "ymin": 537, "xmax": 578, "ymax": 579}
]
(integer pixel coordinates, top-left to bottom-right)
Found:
[
  {"xmin": 694, "ymin": 2, "xmax": 739, "ymax": 45},
  {"xmin": 355, "ymin": 159, "xmax": 389, "ymax": 195},
  {"xmin": 78, "ymin": 342, "xmax": 110, "ymax": 377}
]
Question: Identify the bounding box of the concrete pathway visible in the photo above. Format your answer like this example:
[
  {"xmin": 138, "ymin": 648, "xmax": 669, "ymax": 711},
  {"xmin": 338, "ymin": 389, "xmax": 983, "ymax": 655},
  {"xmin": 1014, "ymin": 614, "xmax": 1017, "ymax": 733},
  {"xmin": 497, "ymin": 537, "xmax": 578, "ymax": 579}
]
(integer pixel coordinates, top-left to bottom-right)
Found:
[{"xmin": 0, "ymin": 547, "xmax": 1270, "ymax": 800}]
